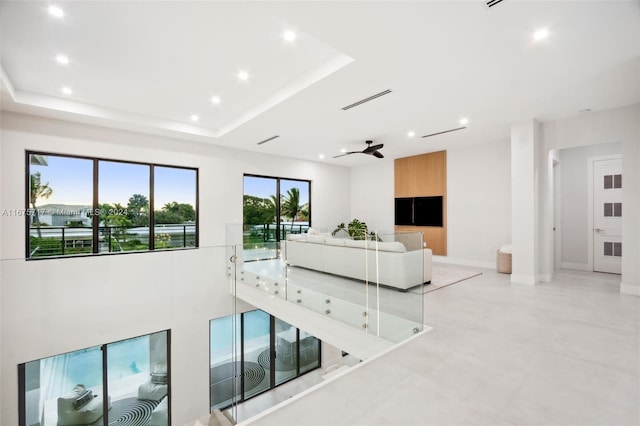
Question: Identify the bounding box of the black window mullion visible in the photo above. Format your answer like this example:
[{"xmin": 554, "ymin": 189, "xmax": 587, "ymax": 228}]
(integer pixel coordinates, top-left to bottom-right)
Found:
[
  {"xmin": 101, "ymin": 344, "xmax": 108, "ymax": 426},
  {"xmin": 18, "ymin": 363, "xmax": 26, "ymax": 426},
  {"xmin": 240, "ymin": 313, "xmax": 245, "ymax": 401},
  {"xmin": 149, "ymin": 165, "xmax": 155, "ymax": 251},
  {"xmin": 93, "ymin": 159, "xmax": 99, "ymax": 254},
  {"xmin": 295, "ymin": 328, "xmax": 301, "ymax": 376},
  {"xmin": 195, "ymin": 168, "xmax": 200, "ymax": 248},
  {"xmin": 269, "ymin": 315, "xmax": 276, "ymax": 388},
  {"xmin": 275, "ymin": 179, "xmax": 281, "ymax": 242}
]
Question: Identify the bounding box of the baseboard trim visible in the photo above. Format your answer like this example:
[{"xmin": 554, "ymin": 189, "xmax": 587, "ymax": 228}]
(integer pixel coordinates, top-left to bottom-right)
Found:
[
  {"xmin": 620, "ymin": 283, "xmax": 640, "ymax": 297},
  {"xmin": 560, "ymin": 262, "xmax": 591, "ymax": 272},
  {"xmin": 431, "ymin": 255, "xmax": 494, "ymax": 270},
  {"xmin": 511, "ymin": 274, "xmax": 536, "ymax": 285}
]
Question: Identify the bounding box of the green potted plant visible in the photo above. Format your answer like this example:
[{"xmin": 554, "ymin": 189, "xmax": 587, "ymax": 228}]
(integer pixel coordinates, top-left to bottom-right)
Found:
[{"xmin": 332, "ymin": 218, "xmax": 369, "ymax": 240}]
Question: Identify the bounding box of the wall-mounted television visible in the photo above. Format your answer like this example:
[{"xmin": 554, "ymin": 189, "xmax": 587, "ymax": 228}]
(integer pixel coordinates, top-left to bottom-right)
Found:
[
  {"xmin": 394, "ymin": 196, "xmax": 443, "ymax": 227},
  {"xmin": 394, "ymin": 198, "xmax": 414, "ymax": 225}
]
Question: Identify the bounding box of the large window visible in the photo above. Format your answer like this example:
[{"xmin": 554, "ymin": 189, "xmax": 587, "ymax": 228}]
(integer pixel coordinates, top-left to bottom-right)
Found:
[
  {"xmin": 26, "ymin": 152, "xmax": 198, "ymax": 258},
  {"xmin": 210, "ymin": 310, "xmax": 320, "ymax": 410},
  {"xmin": 18, "ymin": 330, "xmax": 170, "ymax": 426},
  {"xmin": 243, "ymin": 175, "xmax": 310, "ymax": 260}
]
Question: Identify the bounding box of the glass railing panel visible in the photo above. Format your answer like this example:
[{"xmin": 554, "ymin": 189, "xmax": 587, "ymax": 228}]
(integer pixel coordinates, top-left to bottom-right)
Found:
[
  {"xmin": 236, "ymin": 230, "xmax": 424, "ymax": 343},
  {"xmin": 365, "ymin": 231, "xmax": 425, "ymax": 341}
]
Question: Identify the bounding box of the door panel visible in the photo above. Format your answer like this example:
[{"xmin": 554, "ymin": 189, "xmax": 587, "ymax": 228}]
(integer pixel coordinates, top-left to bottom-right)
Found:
[{"xmin": 593, "ymin": 158, "xmax": 622, "ymax": 274}]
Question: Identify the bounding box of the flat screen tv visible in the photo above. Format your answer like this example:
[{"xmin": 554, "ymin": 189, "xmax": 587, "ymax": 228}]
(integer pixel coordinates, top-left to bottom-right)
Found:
[
  {"xmin": 414, "ymin": 196, "xmax": 443, "ymax": 227},
  {"xmin": 394, "ymin": 198, "xmax": 414, "ymax": 226}
]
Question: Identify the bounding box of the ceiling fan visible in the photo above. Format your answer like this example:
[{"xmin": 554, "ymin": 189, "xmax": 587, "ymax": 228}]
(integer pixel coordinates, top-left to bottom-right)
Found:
[{"xmin": 333, "ymin": 140, "xmax": 384, "ymax": 159}]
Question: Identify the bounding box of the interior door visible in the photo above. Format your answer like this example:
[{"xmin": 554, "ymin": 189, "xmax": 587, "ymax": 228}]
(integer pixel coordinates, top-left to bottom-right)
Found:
[{"xmin": 593, "ymin": 158, "xmax": 622, "ymax": 274}]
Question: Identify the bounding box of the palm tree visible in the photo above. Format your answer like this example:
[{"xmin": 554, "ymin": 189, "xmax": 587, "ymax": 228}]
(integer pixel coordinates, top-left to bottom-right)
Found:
[
  {"xmin": 281, "ymin": 188, "xmax": 301, "ymax": 231},
  {"xmin": 30, "ymin": 172, "xmax": 53, "ymax": 238}
]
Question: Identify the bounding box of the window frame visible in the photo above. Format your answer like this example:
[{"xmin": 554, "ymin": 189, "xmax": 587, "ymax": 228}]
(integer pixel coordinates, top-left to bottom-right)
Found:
[
  {"xmin": 17, "ymin": 329, "xmax": 171, "ymax": 426},
  {"xmin": 243, "ymin": 173, "xmax": 312, "ymax": 244},
  {"xmin": 209, "ymin": 309, "xmax": 321, "ymax": 411},
  {"xmin": 25, "ymin": 150, "xmax": 199, "ymax": 260}
]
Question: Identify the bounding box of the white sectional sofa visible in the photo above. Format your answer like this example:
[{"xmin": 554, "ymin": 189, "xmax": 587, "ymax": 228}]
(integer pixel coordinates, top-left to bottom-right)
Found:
[{"xmin": 285, "ymin": 234, "xmax": 432, "ymax": 291}]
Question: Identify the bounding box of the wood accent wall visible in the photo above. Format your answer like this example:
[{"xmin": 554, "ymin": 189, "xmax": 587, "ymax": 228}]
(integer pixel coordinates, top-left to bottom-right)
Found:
[{"xmin": 394, "ymin": 150, "xmax": 447, "ymax": 255}]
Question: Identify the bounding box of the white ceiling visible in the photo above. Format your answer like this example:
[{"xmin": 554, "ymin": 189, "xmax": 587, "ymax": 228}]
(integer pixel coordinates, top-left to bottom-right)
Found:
[{"xmin": 1, "ymin": 1, "xmax": 639, "ymax": 167}]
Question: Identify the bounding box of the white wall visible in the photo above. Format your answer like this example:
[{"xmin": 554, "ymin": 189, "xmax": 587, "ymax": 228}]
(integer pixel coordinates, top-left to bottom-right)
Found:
[
  {"xmin": 350, "ymin": 139, "xmax": 512, "ymax": 268},
  {"xmin": 447, "ymin": 140, "xmax": 511, "ymax": 268},
  {"xmin": 350, "ymin": 162, "xmax": 393, "ymax": 233},
  {"xmin": 541, "ymin": 104, "xmax": 640, "ymax": 294},
  {"xmin": 557, "ymin": 142, "xmax": 621, "ymax": 269},
  {"xmin": 0, "ymin": 112, "xmax": 351, "ymax": 426}
]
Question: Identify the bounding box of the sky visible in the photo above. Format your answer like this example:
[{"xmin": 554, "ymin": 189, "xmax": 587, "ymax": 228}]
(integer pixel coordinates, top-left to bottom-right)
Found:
[{"xmin": 30, "ymin": 155, "xmax": 196, "ymax": 208}]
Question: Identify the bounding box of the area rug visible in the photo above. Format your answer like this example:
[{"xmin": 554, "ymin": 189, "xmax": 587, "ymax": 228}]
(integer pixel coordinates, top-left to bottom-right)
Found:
[
  {"xmin": 423, "ymin": 264, "xmax": 482, "ymax": 293},
  {"xmin": 210, "ymin": 361, "xmax": 266, "ymax": 406},
  {"xmin": 106, "ymin": 397, "xmax": 159, "ymax": 426},
  {"xmin": 257, "ymin": 349, "xmax": 296, "ymax": 371}
]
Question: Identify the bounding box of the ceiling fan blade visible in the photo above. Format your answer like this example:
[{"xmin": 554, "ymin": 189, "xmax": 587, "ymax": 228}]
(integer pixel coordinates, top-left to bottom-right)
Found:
[
  {"xmin": 363, "ymin": 143, "xmax": 384, "ymax": 153},
  {"xmin": 373, "ymin": 151, "xmax": 384, "ymax": 158},
  {"xmin": 332, "ymin": 151, "xmax": 359, "ymax": 158}
]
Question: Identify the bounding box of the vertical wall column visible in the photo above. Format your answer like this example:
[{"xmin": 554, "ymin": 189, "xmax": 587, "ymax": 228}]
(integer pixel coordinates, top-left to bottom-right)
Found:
[
  {"xmin": 621, "ymin": 141, "xmax": 640, "ymax": 296},
  {"xmin": 510, "ymin": 120, "xmax": 541, "ymax": 285}
]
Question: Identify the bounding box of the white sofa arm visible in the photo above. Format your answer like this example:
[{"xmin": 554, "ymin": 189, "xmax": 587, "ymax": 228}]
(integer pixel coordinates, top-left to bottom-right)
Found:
[{"xmin": 423, "ymin": 249, "xmax": 432, "ymax": 283}]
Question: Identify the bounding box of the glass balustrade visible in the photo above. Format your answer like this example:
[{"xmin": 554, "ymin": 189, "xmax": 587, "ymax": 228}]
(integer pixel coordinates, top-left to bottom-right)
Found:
[
  {"xmin": 237, "ymin": 231, "xmax": 425, "ymax": 343},
  {"xmin": 4, "ymin": 236, "xmax": 424, "ymax": 426}
]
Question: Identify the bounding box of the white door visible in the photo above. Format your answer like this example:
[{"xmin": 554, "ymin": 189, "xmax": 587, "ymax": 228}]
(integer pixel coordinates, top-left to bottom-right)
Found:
[{"xmin": 593, "ymin": 158, "xmax": 622, "ymax": 274}]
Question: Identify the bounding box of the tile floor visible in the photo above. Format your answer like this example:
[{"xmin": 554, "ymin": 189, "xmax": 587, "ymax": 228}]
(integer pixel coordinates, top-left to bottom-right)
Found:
[{"xmin": 237, "ymin": 267, "xmax": 639, "ymax": 426}]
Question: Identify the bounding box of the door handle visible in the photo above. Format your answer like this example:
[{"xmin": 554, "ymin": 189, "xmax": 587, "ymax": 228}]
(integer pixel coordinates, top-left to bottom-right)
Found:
[{"xmin": 594, "ymin": 228, "xmax": 604, "ymax": 232}]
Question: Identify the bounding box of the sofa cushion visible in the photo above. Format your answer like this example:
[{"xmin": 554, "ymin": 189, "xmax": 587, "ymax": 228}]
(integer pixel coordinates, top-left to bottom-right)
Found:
[
  {"xmin": 307, "ymin": 235, "xmax": 326, "ymax": 244},
  {"xmin": 375, "ymin": 241, "xmax": 407, "ymax": 253},
  {"xmin": 345, "ymin": 239, "xmax": 368, "ymax": 248},
  {"xmin": 73, "ymin": 389, "xmax": 94, "ymax": 409},
  {"xmin": 307, "ymin": 227, "xmax": 328, "ymax": 236},
  {"xmin": 287, "ymin": 234, "xmax": 307, "ymax": 241},
  {"xmin": 138, "ymin": 381, "xmax": 168, "ymax": 401},
  {"xmin": 325, "ymin": 237, "xmax": 346, "ymax": 246},
  {"xmin": 57, "ymin": 385, "xmax": 110, "ymax": 426},
  {"xmin": 332, "ymin": 228, "xmax": 350, "ymax": 239},
  {"xmin": 150, "ymin": 372, "xmax": 168, "ymax": 385}
]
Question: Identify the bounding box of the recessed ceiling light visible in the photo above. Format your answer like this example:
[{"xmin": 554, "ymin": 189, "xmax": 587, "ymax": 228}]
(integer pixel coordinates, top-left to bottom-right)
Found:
[
  {"xmin": 283, "ymin": 30, "xmax": 297, "ymax": 42},
  {"xmin": 318, "ymin": 154, "xmax": 325, "ymax": 159},
  {"xmin": 61, "ymin": 87, "xmax": 72, "ymax": 95},
  {"xmin": 48, "ymin": 5, "xmax": 64, "ymax": 18},
  {"xmin": 211, "ymin": 96, "xmax": 221, "ymax": 104},
  {"xmin": 533, "ymin": 28, "xmax": 549, "ymax": 41},
  {"xmin": 407, "ymin": 130, "xmax": 416, "ymax": 138},
  {"xmin": 190, "ymin": 115, "xmax": 199, "ymax": 122},
  {"xmin": 56, "ymin": 54, "xmax": 69, "ymax": 65},
  {"xmin": 238, "ymin": 71, "xmax": 249, "ymax": 81},
  {"xmin": 459, "ymin": 117, "xmax": 469, "ymax": 126}
]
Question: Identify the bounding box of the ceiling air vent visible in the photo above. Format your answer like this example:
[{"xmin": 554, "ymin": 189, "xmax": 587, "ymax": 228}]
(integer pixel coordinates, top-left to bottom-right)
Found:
[
  {"xmin": 341, "ymin": 89, "xmax": 392, "ymax": 111},
  {"xmin": 486, "ymin": 0, "xmax": 505, "ymax": 8},
  {"xmin": 257, "ymin": 135, "xmax": 280, "ymax": 145},
  {"xmin": 421, "ymin": 127, "xmax": 466, "ymax": 139}
]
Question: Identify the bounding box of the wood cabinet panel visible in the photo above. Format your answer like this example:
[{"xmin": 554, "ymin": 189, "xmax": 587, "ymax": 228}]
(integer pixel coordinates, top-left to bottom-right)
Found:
[
  {"xmin": 394, "ymin": 150, "xmax": 447, "ymax": 255},
  {"xmin": 394, "ymin": 150, "xmax": 446, "ymax": 197}
]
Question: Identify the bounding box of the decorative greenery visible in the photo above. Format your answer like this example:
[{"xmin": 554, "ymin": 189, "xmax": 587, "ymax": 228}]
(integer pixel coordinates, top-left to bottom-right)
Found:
[
  {"xmin": 332, "ymin": 218, "xmax": 369, "ymax": 240},
  {"xmin": 29, "ymin": 172, "xmax": 53, "ymax": 238},
  {"xmin": 280, "ymin": 188, "xmax": 301, "ymax": 230}
]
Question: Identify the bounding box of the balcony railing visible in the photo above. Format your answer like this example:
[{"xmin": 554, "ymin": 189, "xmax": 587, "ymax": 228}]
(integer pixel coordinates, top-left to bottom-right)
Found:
[
  {"xmin": 28, "ymin": 224, "xmax": 196, "ymax": 257},
  {"xmin": 236, "ymin": 231, "xmax": 426, "ymax": 344}
]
